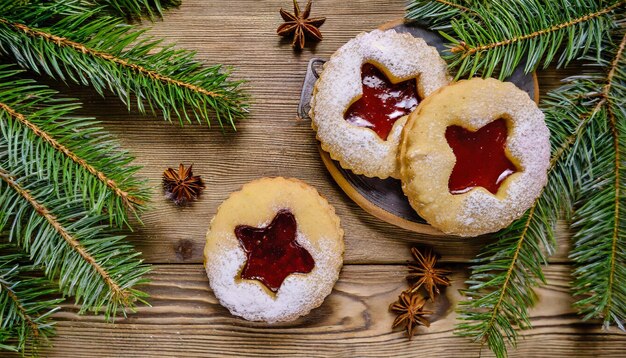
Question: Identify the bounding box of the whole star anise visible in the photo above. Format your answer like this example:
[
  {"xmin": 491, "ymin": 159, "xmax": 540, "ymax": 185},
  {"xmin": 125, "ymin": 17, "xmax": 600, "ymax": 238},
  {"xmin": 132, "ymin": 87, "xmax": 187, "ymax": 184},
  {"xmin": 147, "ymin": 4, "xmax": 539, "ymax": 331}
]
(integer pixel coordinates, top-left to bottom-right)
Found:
[
  {"xmin": 407, "ymin": 247, "xmax": 451, "ymax": 301},
  {"xmin": 390, "ymin": 290, "xmax": 432, "ymax": 340},
  {"xmin": 277, "ymin": 0, "xmax": 326, "ymax": 49},
  {"xmin": 162, "ymin": 164, "xmax": 205, "ymax": 206}
]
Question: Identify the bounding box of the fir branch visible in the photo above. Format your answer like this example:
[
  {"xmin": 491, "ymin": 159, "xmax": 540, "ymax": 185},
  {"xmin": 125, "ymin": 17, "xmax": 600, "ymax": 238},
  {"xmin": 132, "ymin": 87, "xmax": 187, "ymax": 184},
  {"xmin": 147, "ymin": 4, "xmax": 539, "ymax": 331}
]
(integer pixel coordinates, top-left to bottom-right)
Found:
[
  {"xmin": 603, "ymin": 33, "xmax": 625, "ymax": 330},
  {"xmin": 406, "ymin": 0, "xmax": 624, "ymax": 79},
  {"xmin": 0, "ymin": 165, "xmax": 150, "ymax": 319},
  {"xmin": 567, "ymin": 31, "xmax": 626, "ymax": 330},
  {"xmin": 0, "ymin": 65, "xmax": 149, "ymax": 227},
  {"xmin": 0, "ymin": 0, "xmax": 248, "ymax": 127},
  {"xmin": 0, "ymin": 248, "xmax": 62, "ymax": 353},
  {"xmin": 449, "ymin": 2, "xmax": 623, "ymax": 55},
  {"xmin": 90, "ymin": 0, "xmax": 182, "ymax": 21},
  {"xmin": 0, "ymin": 101, "xmax": 142, "ymax": 208},
  {"xmin": 455, "ymin": 208, "xmax": 554, "ymax": 357},
  {"xmin": 449, "ymin": 0, "xmax": 623, "ymax": 79},
  {"xmin": 406, "ymin": 0, "xmax": 476, "ymax": 29}
]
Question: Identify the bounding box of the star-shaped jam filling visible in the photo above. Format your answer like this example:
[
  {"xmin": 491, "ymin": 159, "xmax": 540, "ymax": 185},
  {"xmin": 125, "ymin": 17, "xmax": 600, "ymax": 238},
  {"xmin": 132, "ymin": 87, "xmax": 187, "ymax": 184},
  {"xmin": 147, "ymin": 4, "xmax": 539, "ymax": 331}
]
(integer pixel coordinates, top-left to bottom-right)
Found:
[
  {"xmin": 445, "ymin": 118, "xmax": 518, "ymax": 195},
  {"xmin": 235, "ymin": 210, "xmax": 315, "ymax": 293},
  {"xmin": 344, "ymin": 63, "xmax": 419, "ymax": 140}
]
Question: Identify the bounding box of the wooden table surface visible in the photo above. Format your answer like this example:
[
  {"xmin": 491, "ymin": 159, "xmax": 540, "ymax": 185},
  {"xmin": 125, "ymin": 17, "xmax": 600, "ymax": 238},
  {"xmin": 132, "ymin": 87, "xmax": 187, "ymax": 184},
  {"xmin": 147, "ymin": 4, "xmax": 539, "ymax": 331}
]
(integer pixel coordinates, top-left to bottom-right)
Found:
[{"xmin": 21, "ymin": 0, "xmax": 626, "ymax": 357}]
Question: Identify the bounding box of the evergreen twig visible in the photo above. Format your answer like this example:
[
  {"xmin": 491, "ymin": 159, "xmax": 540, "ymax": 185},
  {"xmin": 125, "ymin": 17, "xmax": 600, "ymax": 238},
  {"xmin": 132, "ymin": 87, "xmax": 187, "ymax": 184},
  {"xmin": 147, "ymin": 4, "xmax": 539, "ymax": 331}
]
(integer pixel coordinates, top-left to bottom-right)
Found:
[
  {"xmin": 0, "ymin": 248, "xmax": 62, "ymax": 353},
  {"xmin": 406, "ymin": 0, "xmax": 625, "ymax": 79},
  {"xmin": 0, "ymin": 165, "xmax": 150, "ymax": 319},
  {"xmin": 0, "ymin": 0, "xmax": 248, "ymax": 128},
  {"xmin": 566, "ymin": 31, "xmax": 626, "ymax": 330},
  {"xmin": 0, "ymin": 65, "xmax": 149, "ymax": 227},
  {"xmin": 406, "ymin": 0, "xmax": 476, "ymax": 29},
  {"xmin": 89, "ymin": 0, "xmax": 182, "ymax": 20}
]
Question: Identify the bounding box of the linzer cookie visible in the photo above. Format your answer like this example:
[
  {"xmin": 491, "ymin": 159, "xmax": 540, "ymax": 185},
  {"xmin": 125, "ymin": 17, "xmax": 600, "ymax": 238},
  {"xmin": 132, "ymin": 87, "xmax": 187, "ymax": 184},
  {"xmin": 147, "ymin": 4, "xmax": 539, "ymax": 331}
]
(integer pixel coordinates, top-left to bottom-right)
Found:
[
  {"xmin": 399, "ymin": 78, "xmax": 550, "ymax": 237},
  {"xmin": 310, "ymin": 29, "xmax": 449, "ymax": 179},
  {"xmin": 203, "ymin": 177, "xmax": 344, "ymax": 322}
]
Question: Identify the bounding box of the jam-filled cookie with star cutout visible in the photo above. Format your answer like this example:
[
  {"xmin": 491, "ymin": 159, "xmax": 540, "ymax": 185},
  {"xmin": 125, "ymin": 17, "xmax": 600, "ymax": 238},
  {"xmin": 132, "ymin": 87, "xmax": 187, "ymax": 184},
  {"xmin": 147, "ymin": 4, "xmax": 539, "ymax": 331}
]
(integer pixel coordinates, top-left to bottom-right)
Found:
[
  {"xmin": 203, "ymin": 177, "xmax": 344, "ymax": 323},
  {"xmin": 310, "ymin": 29, "xmax": 450, "ymax": 179},
  {"xmin": 399, "ymin": 78, "xmax": 550, "ymax": 237}
]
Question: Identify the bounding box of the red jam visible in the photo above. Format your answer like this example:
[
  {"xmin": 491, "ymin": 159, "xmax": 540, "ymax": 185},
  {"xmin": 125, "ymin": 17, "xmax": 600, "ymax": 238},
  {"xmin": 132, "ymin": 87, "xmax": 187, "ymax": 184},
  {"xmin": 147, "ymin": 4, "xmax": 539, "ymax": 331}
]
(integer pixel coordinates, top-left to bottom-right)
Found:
[
  {"xmin": 235, "ymin": 210, "xmax": 314, "ymax": 293},
  {"xmin": 445, "ymin": 118, "xmax": 517, "ymax": 195},
  {"xmin": 344, "ymin": 63, "xmax": 419, "ymax": 140}
]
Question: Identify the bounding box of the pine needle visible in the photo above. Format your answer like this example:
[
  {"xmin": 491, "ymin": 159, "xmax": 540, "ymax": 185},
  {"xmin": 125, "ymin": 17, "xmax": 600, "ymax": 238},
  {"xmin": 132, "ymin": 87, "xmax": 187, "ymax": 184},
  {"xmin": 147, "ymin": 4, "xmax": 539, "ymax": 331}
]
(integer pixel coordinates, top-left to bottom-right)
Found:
[
  {"xmin": 0, "ymin": 247, "xmax": 62, "ymax": 354},
  {"xmin": 563, "ymin": 31, "xmax": 626, "ymax": 330},
  {"xmin": 0, "ymin": 0, "xmax": 248, "ymax": 128},
  {"xmin": 92, "ymin": 0, "xmax": 182, "ymax": 21},
  {"xmin": 406, "ymin": 0, "xmax": 477, "ymax": 30},
  {"xmin": 0, "ymin": 166, "xmax": 150, "ymax": 319},
  {"xmin": 0, "ymin": 65, "xmax": 150, "ymax": 228},
  {"xmin": 406, "ymin": 0, "xmax": 624, "ymax": 79}
]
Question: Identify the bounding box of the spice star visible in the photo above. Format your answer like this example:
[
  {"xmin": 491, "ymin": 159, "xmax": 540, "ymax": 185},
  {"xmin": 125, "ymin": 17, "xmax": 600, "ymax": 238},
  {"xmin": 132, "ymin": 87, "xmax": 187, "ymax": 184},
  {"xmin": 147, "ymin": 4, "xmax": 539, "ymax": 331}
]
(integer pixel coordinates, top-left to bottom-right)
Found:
[
  {"xmin": 162, "ymin": 163, "xmax": 205, "ymax": 206},
  {"xmin": 277, "ymin": 0, "xmax": 326, "ymax": 49},
  {"xmin": 235, "ymin": 210, "xmax": 315, "ymax": 292},
  {"xmin": 407, "ymin": 247, "xmax": 451, "ymax": 301},
  {"xmin": 390, "ymin": 290, "xmax": 432, "ymax": 340}
]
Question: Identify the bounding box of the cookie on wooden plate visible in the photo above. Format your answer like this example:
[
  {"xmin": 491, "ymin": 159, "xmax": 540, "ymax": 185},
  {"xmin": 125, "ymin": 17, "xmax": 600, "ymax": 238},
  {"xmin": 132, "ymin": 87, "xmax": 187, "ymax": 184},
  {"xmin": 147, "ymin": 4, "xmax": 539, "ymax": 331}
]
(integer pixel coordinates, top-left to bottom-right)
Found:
[
  {"xmin": 204, "ymin": 177, "xmax": 344, "ymax": 322},
  {"xmin": 310, "ymin": 29, "xmax": 449, "ymax": 179},
  {"xmin": 399, "ymin": 78, "xmax": 550, "ymax": 237}
]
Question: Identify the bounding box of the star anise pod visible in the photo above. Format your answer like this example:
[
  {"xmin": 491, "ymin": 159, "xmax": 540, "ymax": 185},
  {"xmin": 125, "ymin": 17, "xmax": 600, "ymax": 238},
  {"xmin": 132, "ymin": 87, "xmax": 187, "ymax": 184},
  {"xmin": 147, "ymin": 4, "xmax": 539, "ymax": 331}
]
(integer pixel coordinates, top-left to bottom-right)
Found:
[
  {"xmin": 390, "ymin": 290, "xmax": 432, "ymax": 340},
  {"xmin": 162, "ymin": 164, "xmax": 205, "ymax": 206},
  {"xmin": 277, "ymin": 0, "xmax": 326, "ymax": 49},
  {"xmin": 407, "ymin": 247, "xmax": 451, "ymax": 301}
]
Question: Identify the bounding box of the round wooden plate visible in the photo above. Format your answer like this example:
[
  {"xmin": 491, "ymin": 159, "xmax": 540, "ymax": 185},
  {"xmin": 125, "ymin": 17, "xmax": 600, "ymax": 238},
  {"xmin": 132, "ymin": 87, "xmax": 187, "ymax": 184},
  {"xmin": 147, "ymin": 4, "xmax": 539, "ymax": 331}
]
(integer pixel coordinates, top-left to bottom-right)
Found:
[{"xmin": 299, "ymin": 20, "xmax": 540, "ymax": 234}]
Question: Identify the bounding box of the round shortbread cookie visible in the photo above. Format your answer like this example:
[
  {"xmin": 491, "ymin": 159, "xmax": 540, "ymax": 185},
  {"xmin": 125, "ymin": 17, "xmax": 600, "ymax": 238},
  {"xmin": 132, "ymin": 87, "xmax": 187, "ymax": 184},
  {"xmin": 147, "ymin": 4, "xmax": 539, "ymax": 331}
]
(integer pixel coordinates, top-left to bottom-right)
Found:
[
  {"xmin": 399, "ymin": 78, "xmax": 550, "ymax": 237},
  {"xmin": 204, "ymin": 177, "xmax": 344, "ymax": 322},
  {"xmin": 311, "ymin": 29, "xmax": 449, "ymax": 179}
]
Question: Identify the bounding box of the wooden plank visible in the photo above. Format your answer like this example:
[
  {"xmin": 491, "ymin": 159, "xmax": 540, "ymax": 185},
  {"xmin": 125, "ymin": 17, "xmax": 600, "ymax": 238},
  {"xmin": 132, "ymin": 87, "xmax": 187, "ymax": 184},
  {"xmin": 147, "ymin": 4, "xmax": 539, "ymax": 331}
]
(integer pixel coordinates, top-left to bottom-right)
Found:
[
  {"xmin": 43, "ymin": 0, "xmax": 582, "ymax": 265},
  {"xmin": 16, "ymin": 264, "xmax": 623, "ymax": 357}
]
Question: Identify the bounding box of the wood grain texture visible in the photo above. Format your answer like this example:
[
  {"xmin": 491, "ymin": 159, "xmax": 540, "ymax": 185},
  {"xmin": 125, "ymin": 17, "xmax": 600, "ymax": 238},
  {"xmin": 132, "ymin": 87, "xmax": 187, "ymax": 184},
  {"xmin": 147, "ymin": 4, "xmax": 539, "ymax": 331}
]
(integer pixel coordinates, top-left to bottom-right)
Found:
[
  {"xmin": 20, "ymin": 0, "xmax": 621, "ymax": 356},
  {"xmin": 20, "ymin": 265, "xmax": 625, "ymax": 357}
]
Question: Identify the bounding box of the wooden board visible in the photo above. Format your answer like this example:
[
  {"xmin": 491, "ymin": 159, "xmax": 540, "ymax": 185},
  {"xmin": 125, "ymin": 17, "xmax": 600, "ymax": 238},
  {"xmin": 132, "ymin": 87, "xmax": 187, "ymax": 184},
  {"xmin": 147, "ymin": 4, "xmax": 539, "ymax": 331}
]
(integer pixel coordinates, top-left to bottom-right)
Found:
[
  {"xmin": 9, "ymin": 0, "xmax": 623, "ymax": 356},
  {"xmin": 30, "ymin": 265, "xmax": 626, "ymax": 357}
]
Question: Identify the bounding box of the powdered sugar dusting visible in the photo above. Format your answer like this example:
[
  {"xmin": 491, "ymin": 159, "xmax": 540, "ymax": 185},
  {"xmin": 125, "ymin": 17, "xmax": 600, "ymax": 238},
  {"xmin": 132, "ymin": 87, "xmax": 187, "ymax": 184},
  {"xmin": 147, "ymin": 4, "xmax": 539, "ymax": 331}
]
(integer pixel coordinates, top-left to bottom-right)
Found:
[
  {"xmin": 204, "ymin": 177, "xmax": 344, "ymax": 323},
  {"xmin": 311, "ymin": 29, "xmax": 449, "ymax": 179},
  {"xmin": 205, "ymin": 230, "xmax": 341, "ymax": 323}
]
